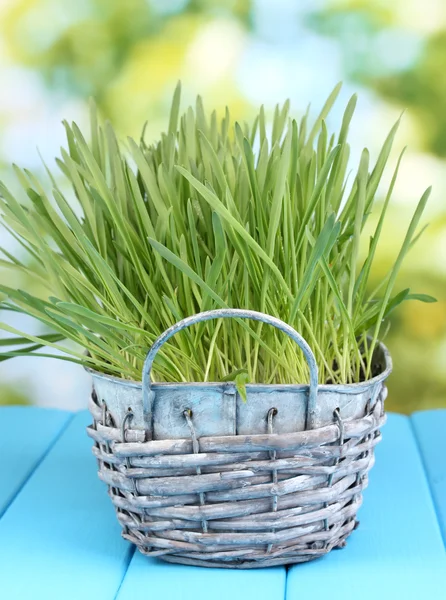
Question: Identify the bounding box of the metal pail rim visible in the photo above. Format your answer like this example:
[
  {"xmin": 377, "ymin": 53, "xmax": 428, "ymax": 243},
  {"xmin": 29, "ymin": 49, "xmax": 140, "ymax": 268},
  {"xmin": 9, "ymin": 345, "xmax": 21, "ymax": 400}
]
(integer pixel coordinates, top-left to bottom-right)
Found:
[{"xmin": 85, "ymin": 339, "xmax": 392, "ymax": 397}]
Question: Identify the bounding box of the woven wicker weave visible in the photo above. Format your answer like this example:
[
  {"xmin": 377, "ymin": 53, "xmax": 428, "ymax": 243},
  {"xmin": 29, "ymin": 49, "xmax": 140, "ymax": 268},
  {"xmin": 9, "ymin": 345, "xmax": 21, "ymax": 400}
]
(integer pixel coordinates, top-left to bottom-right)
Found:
[{"xmin": 87, "ymin": 309, "xmax": 389, "ymax": 569}]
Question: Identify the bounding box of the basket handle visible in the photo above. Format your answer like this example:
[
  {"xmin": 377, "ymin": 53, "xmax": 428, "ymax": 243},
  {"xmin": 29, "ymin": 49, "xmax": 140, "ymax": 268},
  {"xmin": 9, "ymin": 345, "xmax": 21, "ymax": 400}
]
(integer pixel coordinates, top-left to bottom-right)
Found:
[{"xmin": 142, "ymin": 309, "xmax": 319, "ymax": 437}]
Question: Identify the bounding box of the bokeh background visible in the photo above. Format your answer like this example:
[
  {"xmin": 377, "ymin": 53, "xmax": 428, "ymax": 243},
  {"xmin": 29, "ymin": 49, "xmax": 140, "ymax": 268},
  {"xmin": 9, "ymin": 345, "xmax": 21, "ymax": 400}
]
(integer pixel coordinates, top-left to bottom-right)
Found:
[{"xmin": 0, "ymin": 0, "xmax": 445, "ymax": 412}]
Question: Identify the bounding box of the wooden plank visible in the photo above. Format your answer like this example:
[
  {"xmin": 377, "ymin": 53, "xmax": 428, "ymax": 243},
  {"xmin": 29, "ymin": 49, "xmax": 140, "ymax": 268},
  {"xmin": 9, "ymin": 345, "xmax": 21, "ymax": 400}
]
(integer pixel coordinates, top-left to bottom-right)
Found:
[
  {"xmin": 0, "ymin": 410, "xmax": 133, "ymax": 600},
  {"xmin": 286, "ymin": 414, "xmax": 446, "ymax": 599},
  {"xmin": 0, "ymin": 406, "xmax": 72, "ymax": 518},
  {"xmin": 116, "ymin": 553, "xmax": 286, "ymax": 600},
  {"xmin": 412, "ymin": 409, "xmax": 446, "ymax": 545}
]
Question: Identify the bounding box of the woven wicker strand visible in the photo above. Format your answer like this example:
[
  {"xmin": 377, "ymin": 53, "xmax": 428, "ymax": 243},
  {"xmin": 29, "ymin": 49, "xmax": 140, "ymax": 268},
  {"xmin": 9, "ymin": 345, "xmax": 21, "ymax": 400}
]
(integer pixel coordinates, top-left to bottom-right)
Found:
[{"xmin": 88, "ymin": 388, "xmax": 385, "ymax": 568}]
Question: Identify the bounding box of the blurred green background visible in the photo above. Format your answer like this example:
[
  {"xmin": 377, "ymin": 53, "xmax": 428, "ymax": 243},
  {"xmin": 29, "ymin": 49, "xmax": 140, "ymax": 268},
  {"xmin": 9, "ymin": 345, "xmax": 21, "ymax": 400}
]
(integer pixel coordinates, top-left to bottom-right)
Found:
[{"xmin": 0, "ymin": 0, "xmax": 445, "ymax": 412}]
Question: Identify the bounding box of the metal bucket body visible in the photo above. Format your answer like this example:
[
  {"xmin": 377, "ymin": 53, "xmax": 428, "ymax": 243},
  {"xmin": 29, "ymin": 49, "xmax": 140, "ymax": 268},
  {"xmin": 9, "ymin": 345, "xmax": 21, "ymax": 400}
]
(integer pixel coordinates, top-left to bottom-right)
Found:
[{"xmin": 89, "ymin": 341, "xmax": 390, "ymax": 439}]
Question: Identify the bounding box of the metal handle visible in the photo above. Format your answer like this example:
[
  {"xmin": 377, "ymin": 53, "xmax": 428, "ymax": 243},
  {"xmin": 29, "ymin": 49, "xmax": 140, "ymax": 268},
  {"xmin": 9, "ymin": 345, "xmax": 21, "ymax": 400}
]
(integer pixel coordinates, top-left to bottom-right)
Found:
[{"xmin": 142, "ymin": 309, "xmax": 319, "ymax": 437}]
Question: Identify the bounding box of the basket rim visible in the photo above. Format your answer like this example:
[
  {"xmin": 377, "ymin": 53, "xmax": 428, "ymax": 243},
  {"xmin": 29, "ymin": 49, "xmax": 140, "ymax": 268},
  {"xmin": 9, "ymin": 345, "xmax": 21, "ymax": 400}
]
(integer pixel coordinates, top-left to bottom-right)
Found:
[{"xmin": 86, "ymin": 339, "xmax": 392, "ymax": 395}]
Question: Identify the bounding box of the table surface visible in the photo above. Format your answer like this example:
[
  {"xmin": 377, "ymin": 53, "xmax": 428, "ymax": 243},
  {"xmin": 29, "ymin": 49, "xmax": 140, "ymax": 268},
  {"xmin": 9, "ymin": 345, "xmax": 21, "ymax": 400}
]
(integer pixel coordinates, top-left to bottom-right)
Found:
[{"xmin": 0, "ymin": 407, "xmax": 445, "ymax": 600}]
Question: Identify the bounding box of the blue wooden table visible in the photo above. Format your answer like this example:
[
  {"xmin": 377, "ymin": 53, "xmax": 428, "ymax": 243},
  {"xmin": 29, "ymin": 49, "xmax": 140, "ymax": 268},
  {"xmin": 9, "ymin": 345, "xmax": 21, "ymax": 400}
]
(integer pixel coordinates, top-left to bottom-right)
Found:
[{"xmin": 1, "ymin": 407, "xmax": 445, "ymax": 599}]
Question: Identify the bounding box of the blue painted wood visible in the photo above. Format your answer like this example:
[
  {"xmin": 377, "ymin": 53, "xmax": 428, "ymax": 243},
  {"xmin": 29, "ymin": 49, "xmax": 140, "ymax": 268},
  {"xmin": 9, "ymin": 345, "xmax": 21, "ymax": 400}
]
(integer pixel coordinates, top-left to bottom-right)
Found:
[
  {"xmin": 116, "ymin": 553, "xmax": 286, "ymax": 600},
  {"xmin": 0, "ymin": 411, "xmax": 133, "ymax": 600},
  {"xmin": 412, "ymin": 409, "xmax": 446, "ymax": 546},
  {"xmin": 0, "ymin": 406, "xmax": 72, "ymax": 518},
  {"xmin": 286, "ymin": 414, "xmax": 446, "ymax": 600}
]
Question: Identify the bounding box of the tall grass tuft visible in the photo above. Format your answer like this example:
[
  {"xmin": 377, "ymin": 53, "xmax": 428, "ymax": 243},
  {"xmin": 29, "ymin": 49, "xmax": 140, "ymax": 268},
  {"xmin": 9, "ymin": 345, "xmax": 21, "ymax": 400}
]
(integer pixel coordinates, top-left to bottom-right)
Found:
[{"xmin": 0, "ymin": 83, "xmax": 435, "ymax": 386}]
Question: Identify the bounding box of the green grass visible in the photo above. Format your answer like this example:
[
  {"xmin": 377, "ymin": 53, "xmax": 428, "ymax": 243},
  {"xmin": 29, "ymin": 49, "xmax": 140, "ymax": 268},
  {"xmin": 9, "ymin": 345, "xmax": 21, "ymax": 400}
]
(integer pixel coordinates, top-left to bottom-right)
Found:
[{"xmin": 0, "ymin": 83, "xmax": 435, "ymax": 386}]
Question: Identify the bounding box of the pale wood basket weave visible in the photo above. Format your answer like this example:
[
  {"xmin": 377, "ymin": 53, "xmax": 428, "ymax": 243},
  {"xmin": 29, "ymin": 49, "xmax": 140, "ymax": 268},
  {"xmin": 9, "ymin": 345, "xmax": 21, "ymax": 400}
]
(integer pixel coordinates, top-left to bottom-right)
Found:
[{"xmin": 87, "ymin": 309, "xmax": 390, "ymax": 568}]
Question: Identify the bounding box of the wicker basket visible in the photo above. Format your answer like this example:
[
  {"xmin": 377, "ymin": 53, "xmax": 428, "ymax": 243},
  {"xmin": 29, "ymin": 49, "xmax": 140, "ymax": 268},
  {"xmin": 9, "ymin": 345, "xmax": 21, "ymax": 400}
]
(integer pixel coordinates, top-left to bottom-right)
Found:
[{"xmin": 87, "ymin": 309, "xmax": 391, "ymax": 568}]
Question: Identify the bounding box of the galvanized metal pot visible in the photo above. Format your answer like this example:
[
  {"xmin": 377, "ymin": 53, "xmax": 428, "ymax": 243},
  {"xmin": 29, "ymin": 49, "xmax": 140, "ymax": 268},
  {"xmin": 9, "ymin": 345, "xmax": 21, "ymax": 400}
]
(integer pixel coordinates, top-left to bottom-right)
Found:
[{"xmin": 87, "ymin": 309, "xmax": 391, "ymax": 568}]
